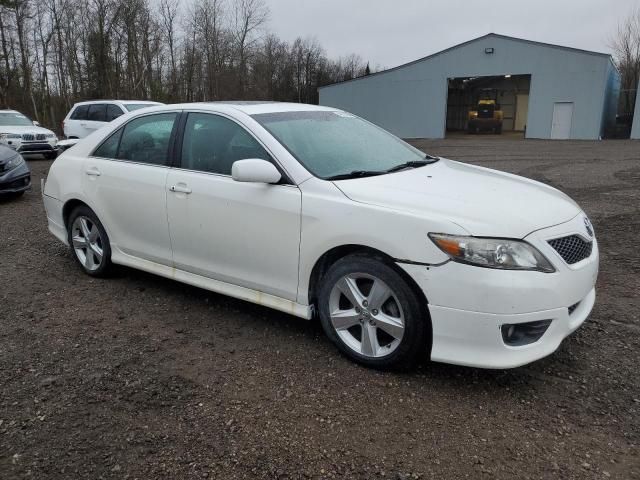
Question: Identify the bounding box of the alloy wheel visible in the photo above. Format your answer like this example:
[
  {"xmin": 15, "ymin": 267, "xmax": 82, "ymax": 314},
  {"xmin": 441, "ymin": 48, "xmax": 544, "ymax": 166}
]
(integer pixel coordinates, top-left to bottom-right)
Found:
[
  {"xmin": 328, "ymin": 273, "xmax": 405, "ymax": 358},
  {"xmin": 71, "ymin": 216, "xmax": 104, "ymax": 271}
]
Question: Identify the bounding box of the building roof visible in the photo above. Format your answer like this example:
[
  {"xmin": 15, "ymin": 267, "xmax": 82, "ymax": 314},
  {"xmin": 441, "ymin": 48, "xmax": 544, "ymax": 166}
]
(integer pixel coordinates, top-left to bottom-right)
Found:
[{"xmin": 319, "ymin": 33, "xmax": 613, "ymax": 90}]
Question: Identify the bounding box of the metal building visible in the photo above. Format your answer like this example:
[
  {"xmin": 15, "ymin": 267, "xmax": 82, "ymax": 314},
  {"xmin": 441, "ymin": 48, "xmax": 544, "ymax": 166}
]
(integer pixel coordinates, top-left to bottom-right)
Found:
[
  {"xmin": 631, "ymin": 79, "xmax": 640, "ymax": 140},
  {"xmin": 319, "ymin": 34, "xmax": 620, "ymax": 140}
]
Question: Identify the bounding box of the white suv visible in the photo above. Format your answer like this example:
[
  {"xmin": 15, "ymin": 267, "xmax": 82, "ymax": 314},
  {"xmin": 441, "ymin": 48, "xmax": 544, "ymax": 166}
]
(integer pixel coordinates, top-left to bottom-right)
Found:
[
  {"xmin": 63, "ymin": 100, "xmax": 162, "ymax": 139},
  {"xmin": 0, "ymin": 110, "xmax": 59, "ymax": 159}
]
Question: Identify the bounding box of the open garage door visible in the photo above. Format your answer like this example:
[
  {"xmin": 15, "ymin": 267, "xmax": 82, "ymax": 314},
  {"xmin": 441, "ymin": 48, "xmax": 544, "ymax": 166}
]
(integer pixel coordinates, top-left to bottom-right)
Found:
[{"xmin": 446, "ymin": 74, "xmax": 531, "ymax": 138}]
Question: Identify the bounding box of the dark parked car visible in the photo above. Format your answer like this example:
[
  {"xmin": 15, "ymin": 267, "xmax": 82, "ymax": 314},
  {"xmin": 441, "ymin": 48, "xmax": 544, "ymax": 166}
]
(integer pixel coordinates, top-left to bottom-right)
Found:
[{"xmin": 0, "ymin": 144, "xmax": 30, "ymax": 197}]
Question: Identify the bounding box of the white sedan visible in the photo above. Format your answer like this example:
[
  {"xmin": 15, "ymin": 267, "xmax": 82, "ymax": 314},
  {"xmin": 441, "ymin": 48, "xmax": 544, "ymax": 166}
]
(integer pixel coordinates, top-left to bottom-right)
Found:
[{"xmin": 42, "ymin": 102, "xmax": 598, "ymax": 369}]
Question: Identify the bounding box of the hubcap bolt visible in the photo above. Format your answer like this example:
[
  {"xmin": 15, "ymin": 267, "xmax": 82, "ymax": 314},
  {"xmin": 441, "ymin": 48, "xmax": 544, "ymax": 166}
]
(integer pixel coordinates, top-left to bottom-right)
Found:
[
  {"xmin": 355, "ymin": 307, "xmax": 361, "ymax": 313},
  {"xmin": 369, "ymin": 319, "xmax": 375, "ymax": 325},
  {"xmin": 363, "ymin": 300, "xmax": 368, "ymax": 307},
  {"xmin": 359, "ymin": 318, "xmax": 364, "ymax": 324},
  {"xmin": 372, "ymin": 309, "xmax": 378, "ymax": 315}
]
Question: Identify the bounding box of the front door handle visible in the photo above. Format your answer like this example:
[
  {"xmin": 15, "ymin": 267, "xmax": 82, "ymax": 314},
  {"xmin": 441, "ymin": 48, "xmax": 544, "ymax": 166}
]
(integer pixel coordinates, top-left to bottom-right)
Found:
[
  {"xmin": 85, "ymin": 167, "xmax": 101, "ymax": 176},
  {"xmin": 169, "ymin": 184, "xmax": 192, "ymax": 194}
]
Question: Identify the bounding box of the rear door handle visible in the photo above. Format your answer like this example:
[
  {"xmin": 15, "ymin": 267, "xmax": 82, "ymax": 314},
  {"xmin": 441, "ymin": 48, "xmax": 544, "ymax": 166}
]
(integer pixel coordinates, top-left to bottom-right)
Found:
[
  {"xmin": 169, "ymin": 184, "xmax": 192, "ymax": 194},
  {"xmin": 85, "ymin": 167, "xmax": 101, "ymax": 176}
]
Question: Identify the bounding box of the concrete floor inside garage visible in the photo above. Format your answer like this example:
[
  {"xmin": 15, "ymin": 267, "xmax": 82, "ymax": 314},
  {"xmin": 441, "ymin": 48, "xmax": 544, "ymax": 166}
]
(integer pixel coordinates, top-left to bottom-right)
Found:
[
  {"xmin": 446, "ymin": 74, "xmax": 532, "ymax": 136},
  {"xmin": 1, "ymin": 137, "xmax": 639, "ymax": 479}
]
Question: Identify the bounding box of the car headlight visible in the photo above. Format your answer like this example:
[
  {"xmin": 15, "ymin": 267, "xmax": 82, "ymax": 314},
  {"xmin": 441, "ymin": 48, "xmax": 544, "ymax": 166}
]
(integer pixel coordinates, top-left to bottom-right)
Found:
[
  {"xmin": 0, "ymin": 133, "xmax": 22, "ymax": 140},
  {"xmin": 429, "ymin": 233, "xmax": 555, "ymax": 273},
  {"xmin": 45, "ymin": 133, "xmax": 56, "ymax": 139},
  {"xmin": 5, "ymin": 154, "xmax": 25, "ymax": 171}
]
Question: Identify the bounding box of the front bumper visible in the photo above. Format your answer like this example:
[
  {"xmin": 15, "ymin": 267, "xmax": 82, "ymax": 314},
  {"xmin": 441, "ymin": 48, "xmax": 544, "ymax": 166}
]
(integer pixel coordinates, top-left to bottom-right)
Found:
[
  {"xmin": 18, "ymin": 142, "xmax": 58, "ymax": 155},
  {"xmin": 399, "ymin": 213, "xmax": 599, "ymax": 369},
  {"xmin": 0, "ymin": 162, "xmax": 31, "ymax": 194},
  {"xmin": 2, "ymin": 139, "xmax": 58, "ymax": 155}
]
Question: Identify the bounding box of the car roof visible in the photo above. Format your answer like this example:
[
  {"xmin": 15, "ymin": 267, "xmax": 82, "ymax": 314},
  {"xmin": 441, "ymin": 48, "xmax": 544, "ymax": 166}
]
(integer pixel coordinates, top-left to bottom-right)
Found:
[
  {"xmin": 118, "ymin": 100, "xmax": 163, "ymax": 105},
  {"xmin": 72, "ymin": 100, "xmax": 163, "ymax": 106},
  {"xmin": 143, "ymin": 101, "xmax": 339, "ymax": 115},
  {"xmin": 0, "ymin": 109, "xmax": 22, "ymax": 114}
]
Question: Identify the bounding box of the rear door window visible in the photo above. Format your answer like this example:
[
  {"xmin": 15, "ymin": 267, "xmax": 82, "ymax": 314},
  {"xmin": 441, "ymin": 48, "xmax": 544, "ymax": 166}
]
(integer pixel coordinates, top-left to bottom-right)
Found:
[
  {"xmin": 93, "ymin": 129, "xmax": 123, "ymax": 159},
  {"xmin": 117, "ymin": 113, "xmax": 178, "ymax": 165},
  {"xmin": 70, "ymin": 105, "xmax": 89, "ymax": 120},
  {"xmin": 106, "ymin": 104, "xmax": 125, "ymax": 121},
  {"xmin": 87, "ymin": 104, "xmax": 107, "ymax": 122}
]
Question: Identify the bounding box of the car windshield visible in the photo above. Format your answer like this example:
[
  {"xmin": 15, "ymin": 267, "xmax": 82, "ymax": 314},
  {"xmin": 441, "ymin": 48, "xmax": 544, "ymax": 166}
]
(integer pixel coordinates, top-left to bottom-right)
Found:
[
  {"xmin": 252, "ymin": 111, "xmax": 430, "ymax": 179},
  {"xmin": 0, "ymin": 112, "xmax": 34, "ymax": 126},
  {"xmin": 124, "ymin": 103, "xmax": 158, "ymax": 112}
]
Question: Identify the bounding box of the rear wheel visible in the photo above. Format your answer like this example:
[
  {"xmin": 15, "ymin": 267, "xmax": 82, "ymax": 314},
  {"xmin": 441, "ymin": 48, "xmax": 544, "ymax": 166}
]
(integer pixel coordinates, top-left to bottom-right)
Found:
[
  {"xmin": 317, "ymin": 254, "xmax": 430, "ymax": 370},
  {"xmin": 67, "ymin": 205, "xmax": 113, "ymax": 277}
]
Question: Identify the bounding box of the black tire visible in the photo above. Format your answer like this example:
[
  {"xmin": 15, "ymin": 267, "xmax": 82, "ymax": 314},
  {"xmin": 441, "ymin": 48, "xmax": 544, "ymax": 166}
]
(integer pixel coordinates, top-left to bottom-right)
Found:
[
  {"xmin": 45, "ymin": 151, "xmax": 58, "ymax": 160},
  {"xmin": 317, "ymin": 254, "xmax": 430, "ymax": 370},
  {"xmin": 67, "ymin": 205, "xmax": 113, "ymax": 277}
]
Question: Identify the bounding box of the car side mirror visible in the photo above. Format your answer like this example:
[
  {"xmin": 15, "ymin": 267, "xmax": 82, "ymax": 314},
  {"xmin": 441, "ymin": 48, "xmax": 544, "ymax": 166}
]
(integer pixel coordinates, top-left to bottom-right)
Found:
[
  {"xmin": 232, "ymin": 159, "xmax": 282, "ymax": 184},
  {"xmin": 33, "ymin": 121, "xmax": 40, "ymax": 127}
]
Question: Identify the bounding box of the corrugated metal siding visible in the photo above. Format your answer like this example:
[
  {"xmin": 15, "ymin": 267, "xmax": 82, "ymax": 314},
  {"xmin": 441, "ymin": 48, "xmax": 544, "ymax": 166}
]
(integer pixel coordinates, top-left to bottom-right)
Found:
[
  {"xmin": 319, "ymin": 34, "xmax": 615, "ymax": 140},
  {"xmin": 632, "ymin": 79, "xmax": 640, "ymax": 140}
]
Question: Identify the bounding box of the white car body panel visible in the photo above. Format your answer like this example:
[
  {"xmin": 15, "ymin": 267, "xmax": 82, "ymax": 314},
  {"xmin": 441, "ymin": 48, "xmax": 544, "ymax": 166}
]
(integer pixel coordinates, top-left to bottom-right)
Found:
[
  {"xmin": 165, "ymin": 169, "xmax": 302, "ymax": 301},
  {"xmin": 43, "ymin": 102, "xmax": 599, "ymax": 369},
  {"xmin": 82, "ymin": 158, "xmax": 173, "ymax": 265},
  {"xmin": 334, "ymin": 159, "xmax": 580, "ymax": 238}
]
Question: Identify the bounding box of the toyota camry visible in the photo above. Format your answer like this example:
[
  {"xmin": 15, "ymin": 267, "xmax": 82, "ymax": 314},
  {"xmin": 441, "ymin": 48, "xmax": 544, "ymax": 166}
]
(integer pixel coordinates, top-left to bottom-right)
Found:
[{"xmin": 42, "ymin": 102, "xmax": 598, "ymax": 369}]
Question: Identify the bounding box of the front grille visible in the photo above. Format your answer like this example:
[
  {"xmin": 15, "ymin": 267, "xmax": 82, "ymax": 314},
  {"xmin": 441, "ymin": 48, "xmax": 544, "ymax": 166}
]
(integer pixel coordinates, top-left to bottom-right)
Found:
[
  {"xmin": 478, "ymin": 106, "xmax": 495, "ymax": 119},
  {"xmin": 22, "ymin": 133, "xmax": 34, "ymax": 141},
  {"xmin": 568, "ymin": 302, "xmax": 580, "ymax": 315},
  {"xmin": 548, "ymin": 235, "xmax": 593, "ymax": 265},
  {"xmin": 36, "ymin": 133, "xmax": 46, "ymax": 141}
]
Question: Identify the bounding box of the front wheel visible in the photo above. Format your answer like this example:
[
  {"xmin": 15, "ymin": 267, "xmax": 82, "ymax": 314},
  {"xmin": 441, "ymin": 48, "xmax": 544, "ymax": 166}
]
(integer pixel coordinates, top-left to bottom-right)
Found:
[
  {"xmin": 317, "ymin": 254, "xmax": 430, "ymax": 370},
  {"xmin": 67, "ymin": 205, "xmax": 113, "ymax": 277}
]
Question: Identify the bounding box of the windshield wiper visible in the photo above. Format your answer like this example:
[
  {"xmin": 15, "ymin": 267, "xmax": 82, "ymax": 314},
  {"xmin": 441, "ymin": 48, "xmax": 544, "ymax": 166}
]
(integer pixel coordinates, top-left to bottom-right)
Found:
[
  {"xmin": 325, "ymin": 170, "xmax": 386, "ymax": 181},
  {"xmin": 326, "ymin": 155, "xmax": 439, "ymax": 180},
  {"xmin": 385, "ymin": 157, "xmax": 439, "ymax": 173}
]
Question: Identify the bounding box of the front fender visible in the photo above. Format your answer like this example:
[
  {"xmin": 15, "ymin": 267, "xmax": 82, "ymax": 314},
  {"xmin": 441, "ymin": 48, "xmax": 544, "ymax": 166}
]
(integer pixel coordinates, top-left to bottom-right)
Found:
[{"xmin": 296, "ymin": 178, "xmax": 464, "ymax": 304}]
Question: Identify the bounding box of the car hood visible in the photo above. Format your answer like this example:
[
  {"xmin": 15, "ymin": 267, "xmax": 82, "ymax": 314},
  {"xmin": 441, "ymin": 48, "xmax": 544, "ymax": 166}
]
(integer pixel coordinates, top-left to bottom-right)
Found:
[
  {"xmin": 0, "ymin": 125, "xmax": 55, "ymax": 135},
  {"xmin": 333, "ymin": 158, "xmax": 581, "ymax": 238},
  {"xmin": 0, "ymin": 144, "xmax": 19, "ymax": 163}
]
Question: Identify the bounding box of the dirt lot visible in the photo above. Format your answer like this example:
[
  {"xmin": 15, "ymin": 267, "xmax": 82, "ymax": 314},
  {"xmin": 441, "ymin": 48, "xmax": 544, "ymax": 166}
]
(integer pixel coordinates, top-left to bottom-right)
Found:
[{"xmin": 1, "ymin": 137, "xmax": 639, "ymax": 479}]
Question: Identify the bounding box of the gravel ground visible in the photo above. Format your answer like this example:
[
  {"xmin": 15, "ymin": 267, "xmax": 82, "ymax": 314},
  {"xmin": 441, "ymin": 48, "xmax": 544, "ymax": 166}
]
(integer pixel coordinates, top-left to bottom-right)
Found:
[{"xmin": 1, "ymin": 137, "xmax": 639, "ymax": 479}]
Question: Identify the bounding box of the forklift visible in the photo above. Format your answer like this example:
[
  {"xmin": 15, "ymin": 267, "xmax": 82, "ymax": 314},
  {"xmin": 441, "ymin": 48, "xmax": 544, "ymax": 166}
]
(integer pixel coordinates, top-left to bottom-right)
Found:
[{"xmin": 468, "ymin": 88, "xmax": 504, "ymax": 134}]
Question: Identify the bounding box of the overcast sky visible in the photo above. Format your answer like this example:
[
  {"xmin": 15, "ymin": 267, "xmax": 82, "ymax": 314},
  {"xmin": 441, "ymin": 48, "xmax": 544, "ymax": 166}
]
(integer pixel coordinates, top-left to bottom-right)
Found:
[{"xmin": 267, "ymin": 0, "xmax": 637, "ymax": 68}]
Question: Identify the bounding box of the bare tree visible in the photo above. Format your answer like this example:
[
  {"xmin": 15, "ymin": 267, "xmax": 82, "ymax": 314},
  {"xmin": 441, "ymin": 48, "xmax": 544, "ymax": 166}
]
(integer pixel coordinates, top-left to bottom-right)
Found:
[
  {"xmin": 233, "ymin": 0, "xmax": 268, "ymax": 96},
  {"xmin": 0, "ymin": 0, "xmax": 368, "ymax": 132},
  {"xmin": 610, "ymin": 7, "xmax": 640, "ymax": 116},
  {"xmin": 159, "ymin": 0, "xmax": 179, "ymax": 100}
]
